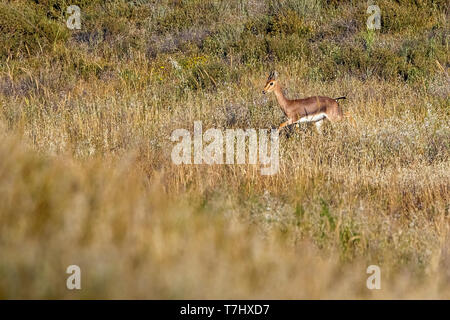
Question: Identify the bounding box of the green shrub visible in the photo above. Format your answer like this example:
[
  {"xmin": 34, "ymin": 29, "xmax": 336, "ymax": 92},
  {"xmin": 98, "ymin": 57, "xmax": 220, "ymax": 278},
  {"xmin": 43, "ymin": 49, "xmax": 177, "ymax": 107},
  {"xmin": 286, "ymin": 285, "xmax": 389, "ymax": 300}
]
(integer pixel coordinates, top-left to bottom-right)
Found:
[
  {"xmin": 271, "ymin": 9, "xmax": 313, "ymax": 37},
  {"xmin": 268, "ymin": 34, "xmax": 310, "ymax": 62},
  {"xmin": 178, "ymin": 55, "xmax": 230, "ymax": 90},
  {"xmin": 380, "ymin": 0, "xmax": 443, "ymax": 34},
  {"xmin": 0, "ymin": 1, "xmax": 69, "ymax": 59}
]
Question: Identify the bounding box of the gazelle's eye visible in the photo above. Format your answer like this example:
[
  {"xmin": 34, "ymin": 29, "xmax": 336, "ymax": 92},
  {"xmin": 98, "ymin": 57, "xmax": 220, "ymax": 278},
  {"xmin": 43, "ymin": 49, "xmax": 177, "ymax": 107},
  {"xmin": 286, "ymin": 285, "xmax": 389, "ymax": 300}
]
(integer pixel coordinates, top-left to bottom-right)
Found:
[{"xmin": 270, "ymin": 82, "xmax": 273, "ymax": 86}]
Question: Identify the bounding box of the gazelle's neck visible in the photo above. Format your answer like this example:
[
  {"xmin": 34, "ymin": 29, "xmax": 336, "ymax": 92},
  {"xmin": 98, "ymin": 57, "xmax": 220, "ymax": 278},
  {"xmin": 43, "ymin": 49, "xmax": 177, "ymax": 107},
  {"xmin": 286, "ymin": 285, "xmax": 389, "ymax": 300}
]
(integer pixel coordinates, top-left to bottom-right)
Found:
[{"xmin": 273, "ymin": 83, "xmax": 290, "ymax": 113}]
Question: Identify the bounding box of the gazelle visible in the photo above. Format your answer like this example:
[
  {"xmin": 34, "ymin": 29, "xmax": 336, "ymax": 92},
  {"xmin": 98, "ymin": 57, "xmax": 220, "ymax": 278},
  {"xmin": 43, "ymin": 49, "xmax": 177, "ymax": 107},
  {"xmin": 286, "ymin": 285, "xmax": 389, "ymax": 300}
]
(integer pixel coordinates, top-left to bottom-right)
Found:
[{"xmin": 262, "ymin": 71, "xmax": 346, "ymax": 133}]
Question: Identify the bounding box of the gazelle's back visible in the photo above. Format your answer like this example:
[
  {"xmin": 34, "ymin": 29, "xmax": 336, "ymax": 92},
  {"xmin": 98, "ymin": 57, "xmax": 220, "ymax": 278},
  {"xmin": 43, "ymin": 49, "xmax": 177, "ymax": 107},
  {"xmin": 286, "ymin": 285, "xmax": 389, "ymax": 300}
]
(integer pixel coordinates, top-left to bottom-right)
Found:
[{"xmin": 287, "ymin": 96, "xmax": 338, "ymax": 119}]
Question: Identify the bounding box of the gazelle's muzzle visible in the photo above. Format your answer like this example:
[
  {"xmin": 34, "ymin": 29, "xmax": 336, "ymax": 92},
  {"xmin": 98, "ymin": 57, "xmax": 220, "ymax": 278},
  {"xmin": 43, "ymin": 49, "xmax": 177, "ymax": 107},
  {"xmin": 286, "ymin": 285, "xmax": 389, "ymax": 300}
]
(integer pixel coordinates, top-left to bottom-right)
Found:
[{"xmin": 262, "ymin": 90, "xmax": 266, "ymax": 94}]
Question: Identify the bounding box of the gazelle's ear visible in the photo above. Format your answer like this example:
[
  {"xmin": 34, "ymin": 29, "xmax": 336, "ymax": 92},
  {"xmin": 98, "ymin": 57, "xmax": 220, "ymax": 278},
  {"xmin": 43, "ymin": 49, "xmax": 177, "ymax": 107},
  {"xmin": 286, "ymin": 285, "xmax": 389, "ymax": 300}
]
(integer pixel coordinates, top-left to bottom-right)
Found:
[
  {"xmin": 273, "ymin": 71, "xmax": 278, "ymax": 79},
  {"xmin": 267, "ymin": 71, "xmax": 274, "ymax": 80}
]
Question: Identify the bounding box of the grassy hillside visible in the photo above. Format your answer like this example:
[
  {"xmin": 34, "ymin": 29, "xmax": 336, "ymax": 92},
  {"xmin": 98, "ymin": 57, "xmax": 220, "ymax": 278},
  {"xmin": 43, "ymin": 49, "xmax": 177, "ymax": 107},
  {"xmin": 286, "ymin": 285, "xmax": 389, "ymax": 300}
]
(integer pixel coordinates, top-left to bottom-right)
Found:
[{"xmin": 0, "ymin": 0, "xmax": 449, "ymax": 298}]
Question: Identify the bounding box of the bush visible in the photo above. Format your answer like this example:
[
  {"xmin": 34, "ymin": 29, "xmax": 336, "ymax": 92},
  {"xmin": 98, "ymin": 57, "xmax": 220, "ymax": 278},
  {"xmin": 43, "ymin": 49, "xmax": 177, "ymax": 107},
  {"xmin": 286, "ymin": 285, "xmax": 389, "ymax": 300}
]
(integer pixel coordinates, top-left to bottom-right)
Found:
[{"xmin": 0, "ymin": 1, "xmax": 69, "ymax": 59}]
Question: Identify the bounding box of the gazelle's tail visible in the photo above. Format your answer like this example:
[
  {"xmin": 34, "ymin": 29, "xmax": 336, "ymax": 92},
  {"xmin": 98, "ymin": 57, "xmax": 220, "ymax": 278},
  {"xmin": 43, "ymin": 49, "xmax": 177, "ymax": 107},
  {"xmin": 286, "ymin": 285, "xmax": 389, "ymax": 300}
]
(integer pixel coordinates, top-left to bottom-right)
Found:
[{"xmin": 335, "ymin": 96, "xmax": 346, "ymax": 101}]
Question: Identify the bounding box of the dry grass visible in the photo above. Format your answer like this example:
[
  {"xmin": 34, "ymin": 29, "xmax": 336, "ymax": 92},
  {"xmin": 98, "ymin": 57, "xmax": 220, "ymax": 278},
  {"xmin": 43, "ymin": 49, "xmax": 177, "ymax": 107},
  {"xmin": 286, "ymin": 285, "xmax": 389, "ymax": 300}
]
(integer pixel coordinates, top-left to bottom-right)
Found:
[{"xmin": 0, "ymin": 0, "xmax": 449, "ymax": 299}]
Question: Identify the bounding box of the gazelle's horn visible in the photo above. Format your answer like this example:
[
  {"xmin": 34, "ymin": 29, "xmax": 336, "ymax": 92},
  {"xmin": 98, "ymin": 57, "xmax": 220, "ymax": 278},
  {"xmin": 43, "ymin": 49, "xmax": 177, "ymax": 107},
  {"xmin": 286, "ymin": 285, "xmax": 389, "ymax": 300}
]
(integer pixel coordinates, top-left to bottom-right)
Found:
[{"xmin": 268, "ymin": 71, "xmax": 278, "ymax": 80}]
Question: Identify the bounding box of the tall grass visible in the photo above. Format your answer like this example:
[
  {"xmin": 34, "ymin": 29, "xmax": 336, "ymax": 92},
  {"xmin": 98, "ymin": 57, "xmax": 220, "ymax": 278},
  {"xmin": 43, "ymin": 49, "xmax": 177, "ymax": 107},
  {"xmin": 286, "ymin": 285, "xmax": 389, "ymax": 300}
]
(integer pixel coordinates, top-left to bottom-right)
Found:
[{"xmin": 0, "ymin": 0, "xmax": 448, "ymax": 298}]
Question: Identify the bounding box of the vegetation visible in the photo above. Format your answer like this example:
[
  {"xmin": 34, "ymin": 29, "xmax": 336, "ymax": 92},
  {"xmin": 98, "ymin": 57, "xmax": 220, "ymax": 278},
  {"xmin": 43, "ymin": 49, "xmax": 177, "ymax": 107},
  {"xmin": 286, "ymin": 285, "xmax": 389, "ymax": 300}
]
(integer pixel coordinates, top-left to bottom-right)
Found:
[{"xmin": 0, "ymin": 0, "xmax": 448, "ymax": 298}]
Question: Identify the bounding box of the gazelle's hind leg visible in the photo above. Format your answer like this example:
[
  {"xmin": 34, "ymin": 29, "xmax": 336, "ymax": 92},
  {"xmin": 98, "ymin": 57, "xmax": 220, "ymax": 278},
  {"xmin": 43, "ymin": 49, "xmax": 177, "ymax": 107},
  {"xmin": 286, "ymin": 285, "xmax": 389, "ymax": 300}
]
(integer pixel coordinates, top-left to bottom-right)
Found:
[{"xmin": 327, "ymin": 108, "xmax": 343, "ymax": 122}]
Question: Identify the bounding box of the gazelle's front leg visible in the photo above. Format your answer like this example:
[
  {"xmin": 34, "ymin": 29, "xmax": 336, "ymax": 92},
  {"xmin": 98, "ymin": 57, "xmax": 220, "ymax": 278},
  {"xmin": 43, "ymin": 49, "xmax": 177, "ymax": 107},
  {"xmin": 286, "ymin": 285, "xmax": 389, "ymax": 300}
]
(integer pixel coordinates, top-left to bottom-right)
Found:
[{"xmin": 277, "ymin": 119, "xmax": 292, "ymax": 133}]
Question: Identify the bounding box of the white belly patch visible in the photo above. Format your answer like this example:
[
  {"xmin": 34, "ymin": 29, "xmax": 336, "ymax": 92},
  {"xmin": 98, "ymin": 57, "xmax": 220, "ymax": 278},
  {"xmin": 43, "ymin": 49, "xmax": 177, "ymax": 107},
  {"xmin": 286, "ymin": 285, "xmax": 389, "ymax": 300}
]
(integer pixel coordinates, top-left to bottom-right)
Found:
[{"xmin": 296, "ymin": 113, "xmax": 327, "ymax": 123}]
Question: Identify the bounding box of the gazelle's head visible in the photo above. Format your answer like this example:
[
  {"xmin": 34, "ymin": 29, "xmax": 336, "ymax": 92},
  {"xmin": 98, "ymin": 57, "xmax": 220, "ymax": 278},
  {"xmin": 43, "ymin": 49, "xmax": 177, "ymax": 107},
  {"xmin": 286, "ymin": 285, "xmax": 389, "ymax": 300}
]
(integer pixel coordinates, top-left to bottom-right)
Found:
[{"xmin": 262, "ymin": 71, "xmax": 278, "ymax": 94}]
